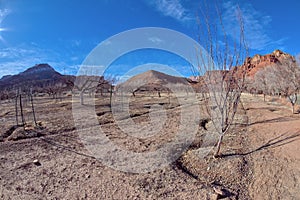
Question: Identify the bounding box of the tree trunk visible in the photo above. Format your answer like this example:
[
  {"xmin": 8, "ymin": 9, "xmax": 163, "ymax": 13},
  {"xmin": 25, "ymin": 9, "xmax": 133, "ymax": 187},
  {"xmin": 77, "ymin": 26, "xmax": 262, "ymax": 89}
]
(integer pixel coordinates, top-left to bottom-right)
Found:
[
  {"xmin": 109, "ymin": 85, "xmax": 113, "ymax": 111},
  {"xmin": 214, "ymin": 134, "xmax": 224, "ymax": 158},
  {"xmin": 80, "ymin": 91, "xmax": 84, "ymax": 105},
  {"xmin": 289, "ymin": 93, "xmax": 297, "ymax": 114},
  {"xmin": 294, "ymin": 94, "xmax": 297, "ymax": 114}
]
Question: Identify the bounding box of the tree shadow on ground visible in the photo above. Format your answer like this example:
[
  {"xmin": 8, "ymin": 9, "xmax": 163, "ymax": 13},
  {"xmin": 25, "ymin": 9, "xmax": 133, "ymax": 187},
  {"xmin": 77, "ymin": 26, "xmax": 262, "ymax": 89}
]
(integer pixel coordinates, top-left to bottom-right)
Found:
[
  {"xmin": 222, "ymin": 131, "xmax": 300, "ymax": 157},
  {"xmin": 246, "ymin": 107, "xmax": 279, "ymax": 111},
  {"xmin": 40, "ymin": 137, "xmax": 96, "ymax": 159},
  {"xmin": 232, "ymin": 116, "xmax": 298, "ymax": 127},
  {"xmin": 248, "ymin": 116, "xmax": 298, "ymax": 126}
]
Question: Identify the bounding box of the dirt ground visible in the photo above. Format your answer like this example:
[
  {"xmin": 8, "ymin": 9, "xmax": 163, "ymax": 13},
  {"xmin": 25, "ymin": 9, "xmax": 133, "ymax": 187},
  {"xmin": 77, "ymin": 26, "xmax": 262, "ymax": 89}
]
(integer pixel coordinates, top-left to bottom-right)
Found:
[
  {"xmin": 242, "ymin": 94, "xmax": 300, "ymax": 199},
  {"xmin": 0, "ymin": 93, "xmax": 299, "ymax": 199}
]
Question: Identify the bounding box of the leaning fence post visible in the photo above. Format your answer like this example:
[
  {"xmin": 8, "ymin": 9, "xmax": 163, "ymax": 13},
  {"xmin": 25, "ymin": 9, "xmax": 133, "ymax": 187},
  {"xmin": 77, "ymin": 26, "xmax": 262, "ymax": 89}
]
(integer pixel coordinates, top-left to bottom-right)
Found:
[
  {"xmin": 15, "ymin": 89, "xmax": 19, "ymax": 126},
  {"xmin": 19, "ymin": 89, "xmax": 25, "ymax": 129}
]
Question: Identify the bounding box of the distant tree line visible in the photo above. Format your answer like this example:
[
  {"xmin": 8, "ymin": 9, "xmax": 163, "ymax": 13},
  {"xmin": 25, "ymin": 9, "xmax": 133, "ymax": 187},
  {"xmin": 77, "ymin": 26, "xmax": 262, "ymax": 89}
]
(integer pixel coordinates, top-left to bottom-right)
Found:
[{"xmin": 245, "ymin": 57, "xmax": 300, "ymax": 114}]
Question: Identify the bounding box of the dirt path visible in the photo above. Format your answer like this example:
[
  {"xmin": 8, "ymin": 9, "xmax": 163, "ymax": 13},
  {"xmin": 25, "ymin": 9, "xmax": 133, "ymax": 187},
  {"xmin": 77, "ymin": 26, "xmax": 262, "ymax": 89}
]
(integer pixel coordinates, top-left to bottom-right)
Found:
[{"xmin": 242, "ymin": 94, "xmax": 300, "ymax": 199}]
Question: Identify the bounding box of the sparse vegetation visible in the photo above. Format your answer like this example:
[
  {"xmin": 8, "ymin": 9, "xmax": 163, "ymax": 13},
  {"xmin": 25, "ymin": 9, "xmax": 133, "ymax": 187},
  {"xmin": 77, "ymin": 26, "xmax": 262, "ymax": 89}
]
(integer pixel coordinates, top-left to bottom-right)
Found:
[{"xmin": 0, "ymin": 63, "xmax": 300, "ymax": 199}]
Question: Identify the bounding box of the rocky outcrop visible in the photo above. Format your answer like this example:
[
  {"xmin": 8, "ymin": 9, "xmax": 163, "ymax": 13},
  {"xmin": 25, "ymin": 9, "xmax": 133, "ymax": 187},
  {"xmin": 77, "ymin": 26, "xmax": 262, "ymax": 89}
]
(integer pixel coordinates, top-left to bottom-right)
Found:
[
  {"xmin": 244, "ymin": 50, "xmax": 295, "ymax": 77},
  {"xmin": 187, "ymin": 50, "xmax": 296, "ymax": 92}
]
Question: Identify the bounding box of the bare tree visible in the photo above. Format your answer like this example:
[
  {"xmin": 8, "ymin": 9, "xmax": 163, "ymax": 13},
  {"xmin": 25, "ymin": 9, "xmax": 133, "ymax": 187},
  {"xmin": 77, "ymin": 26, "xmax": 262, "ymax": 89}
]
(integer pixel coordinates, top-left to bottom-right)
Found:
[
  {"xmin": 117, "ymin": 78, "xmax": 145, "ymax": 98},
  {"xmin": 106, "ymin": 75, "xmax": 118, "ymax": 110},
  {"xmin": 267, "ymin": 61, "xmax": 300, "ymax": 113},
  {"xmin": 244, "ymin": 76, "xmax": 257, "ymax": 95},
  {"xmin": 74, "ymin": 75, "xmax": 109, "ymax": 105},
  {"xmin": 196, "ymin": 3, "xmax": 248, "ymax": 157},
  {"xmin": 44, "ymin": 83, "xmax": 65, "ymax": 100},
  {"xmin": 74, "ymin": 75, "xmax": 98, "ymax": 105},
  {"xmin": 253, "ymin": 67, "xmax": 272, "ymax": 101}
]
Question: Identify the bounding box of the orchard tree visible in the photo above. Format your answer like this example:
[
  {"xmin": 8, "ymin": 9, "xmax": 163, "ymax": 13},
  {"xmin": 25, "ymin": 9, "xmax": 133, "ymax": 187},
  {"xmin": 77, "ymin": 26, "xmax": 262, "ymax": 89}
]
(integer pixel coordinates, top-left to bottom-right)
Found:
[
  {"xmin": 74, "ymin": 75, "xmax": 108, "ymax": 105},
  {"xmin": 253, "ymin": 66, "xmax": 273, "ymax": 101},
  {"xmin": 196, "ymin": 2, "xmax": 248, "ymax": 157},
  {"xmin": 44, "ymin": 82, "xmax": 65, "ymax": 99},
  {"xmin": 105, "ymin": 75, "xmax": 118, "ymax": 110},
  {"xmin": 269, "ymin": 61, "xmax": 300, "ymax": 114}
]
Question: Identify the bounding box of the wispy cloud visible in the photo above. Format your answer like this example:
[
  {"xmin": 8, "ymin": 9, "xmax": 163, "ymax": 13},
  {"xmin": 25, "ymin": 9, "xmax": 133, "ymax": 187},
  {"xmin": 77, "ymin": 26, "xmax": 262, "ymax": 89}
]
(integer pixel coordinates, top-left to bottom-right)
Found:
[
  {"xmin": 63, "ymin": 64, "xmax": 83, "ymax": 75},
  {"xmin": 0, "ymin": 45, "xmax": 65, "ymax": 77},
  {"xmin": 0, "ymin": 58, "xmax": 45, "ymax": 78},
  {"xmin": 0, "ymin": 8, "xmax": 11, "ymax": 42},
  {"xmin": 146, "ymin": 0, "xmax": 192, "ymax": 22},
  {"xmin": 70, "ymin": 39, "xmax": 81, "ymax": 47},
  {"xmin": 222, "ymin": 1, "xmax": 286, "ymax": 51},
  {"xmin": 0, "ymin": 47, "xmax": 37, "ymax": 59},
  {"xmin": 0, "ymin": 8, "xmax": 10, "ymax": 24},
  {"xmin": 148, "ymin": 37, "xmax": 164, "ymax": 45}
]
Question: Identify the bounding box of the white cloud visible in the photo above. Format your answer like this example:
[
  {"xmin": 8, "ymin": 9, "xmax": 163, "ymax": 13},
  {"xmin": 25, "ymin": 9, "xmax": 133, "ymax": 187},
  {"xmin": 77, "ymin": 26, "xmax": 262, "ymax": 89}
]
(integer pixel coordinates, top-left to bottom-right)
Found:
[
  {"xmin": 148, "ymin": 37, "xmax": 164, "ymax": 44},
  {"xmin": 0, "ymin": 8, "xmax": 10, "ymax": 24},
  {"xmin": 146, "ymin": 0, "xmax": 192, "ymax": 22},
  {"xmin": 71, "ymin": 56, "xmax": 79, "ymax": 61},
  {"xmin": 222, "ymin": 1, "xmax": 286, "ymax": 51},
  {"xmin": 0, "ymin": 45, "xmax": 63, "ymax": 77},
  {"xmin": 0, "ymin": 47, "xmax": 37, "ymax": 59},
  {"xmin": 0, "ymin": 8, "xmax": 11, "ymax": 42},
  {"xmin": 60, "ymin": 64, "xmax": 81, "ymax": 75},
  {"xmin": 71, "ymin": 39, "xmax": 81, "ymax": 47},
  {"xmin": 0, "ymin": 58, "xmax": 43, "ymax": 77}
]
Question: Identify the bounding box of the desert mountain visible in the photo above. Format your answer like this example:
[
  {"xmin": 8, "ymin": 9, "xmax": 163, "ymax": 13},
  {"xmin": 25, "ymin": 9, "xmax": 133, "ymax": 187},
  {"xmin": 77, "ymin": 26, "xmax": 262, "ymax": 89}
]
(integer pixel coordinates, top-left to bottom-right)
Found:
[
  {"xmin": 118, "ymin": 70, "xmax": 190, "ymax": 92},
  {"xmin": 0, "ymin": 64, "xmax": 72, "ymax": 90},
  {"xmin": 125, "ymin": 70, "xmax": 188, "ymax": 84},
  {"xmin": 0, "ymin": 50, "xmax": 295, "ymax": 93},
  {"xmin": 245, "ymin": 49, "xmax": 295, "ymax": 77}
]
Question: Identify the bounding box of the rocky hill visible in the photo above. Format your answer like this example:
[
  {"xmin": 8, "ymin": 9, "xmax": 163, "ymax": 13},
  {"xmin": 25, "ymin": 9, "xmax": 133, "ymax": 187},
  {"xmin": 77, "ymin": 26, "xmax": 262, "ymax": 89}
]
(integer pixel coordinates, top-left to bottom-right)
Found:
[
  {"xmin": 126, "ymin": 70, "xmax": 188, "ymax": 84},
  {"xmin": 0, "ymin": 64, "xmax": 67, "ymax": 90},
  {"xmin": 118, "ymin": 70, "xmax": 190, "ymax": 93},
  {"xmin": 189, "ymin": 50, "xmax": 296, "ymax": 87},
  {"xmin": 244, "ymin": 49, "xmax": 295, "ymax": 77}
]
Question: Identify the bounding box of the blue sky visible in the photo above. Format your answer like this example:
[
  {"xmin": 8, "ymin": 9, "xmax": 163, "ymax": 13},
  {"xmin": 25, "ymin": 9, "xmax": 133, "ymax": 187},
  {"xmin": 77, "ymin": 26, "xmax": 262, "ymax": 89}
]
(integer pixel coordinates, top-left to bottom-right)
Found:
[{"xmin": 0, "ymin": 0, "xmax": 299, "ymax": 78}]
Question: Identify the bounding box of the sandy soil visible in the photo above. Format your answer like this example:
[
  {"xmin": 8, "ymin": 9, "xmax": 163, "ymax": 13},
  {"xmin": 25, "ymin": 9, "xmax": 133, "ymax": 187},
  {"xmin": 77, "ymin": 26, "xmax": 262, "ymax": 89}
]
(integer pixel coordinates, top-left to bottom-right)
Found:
[
  {"xmin": 0, "ymin": 93, "xmax": 299, "ymax": 199},
  {"xmin": 242, "ymin": 94, "xmax": 300, "ymax": 199}
]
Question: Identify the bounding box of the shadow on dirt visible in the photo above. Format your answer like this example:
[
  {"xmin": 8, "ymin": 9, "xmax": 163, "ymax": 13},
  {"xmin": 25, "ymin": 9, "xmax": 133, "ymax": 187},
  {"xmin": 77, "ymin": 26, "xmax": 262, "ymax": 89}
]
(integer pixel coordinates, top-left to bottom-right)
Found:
[
  {"xmin": 39, "ymin": 137, "xmax": 96, "ymax": 159},
  {"xmin": 222, "ymin": 131, "xmax": 300, "ymax": 157},
  {"xmin": 249, "ymin": 116, "xmax": 298, "ymax": 126}
]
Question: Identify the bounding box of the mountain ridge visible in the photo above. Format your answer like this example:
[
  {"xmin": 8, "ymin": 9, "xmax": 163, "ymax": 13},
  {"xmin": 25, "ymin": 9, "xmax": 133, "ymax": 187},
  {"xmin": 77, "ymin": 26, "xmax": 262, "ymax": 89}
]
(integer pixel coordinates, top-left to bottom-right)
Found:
[
  {"xmin": 0, "ymin": 49, "xmax": 295, "ymax": 92},
  {"xmin": 0, "ymin": 64, "xmax": 66, "ymax": 90}
]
